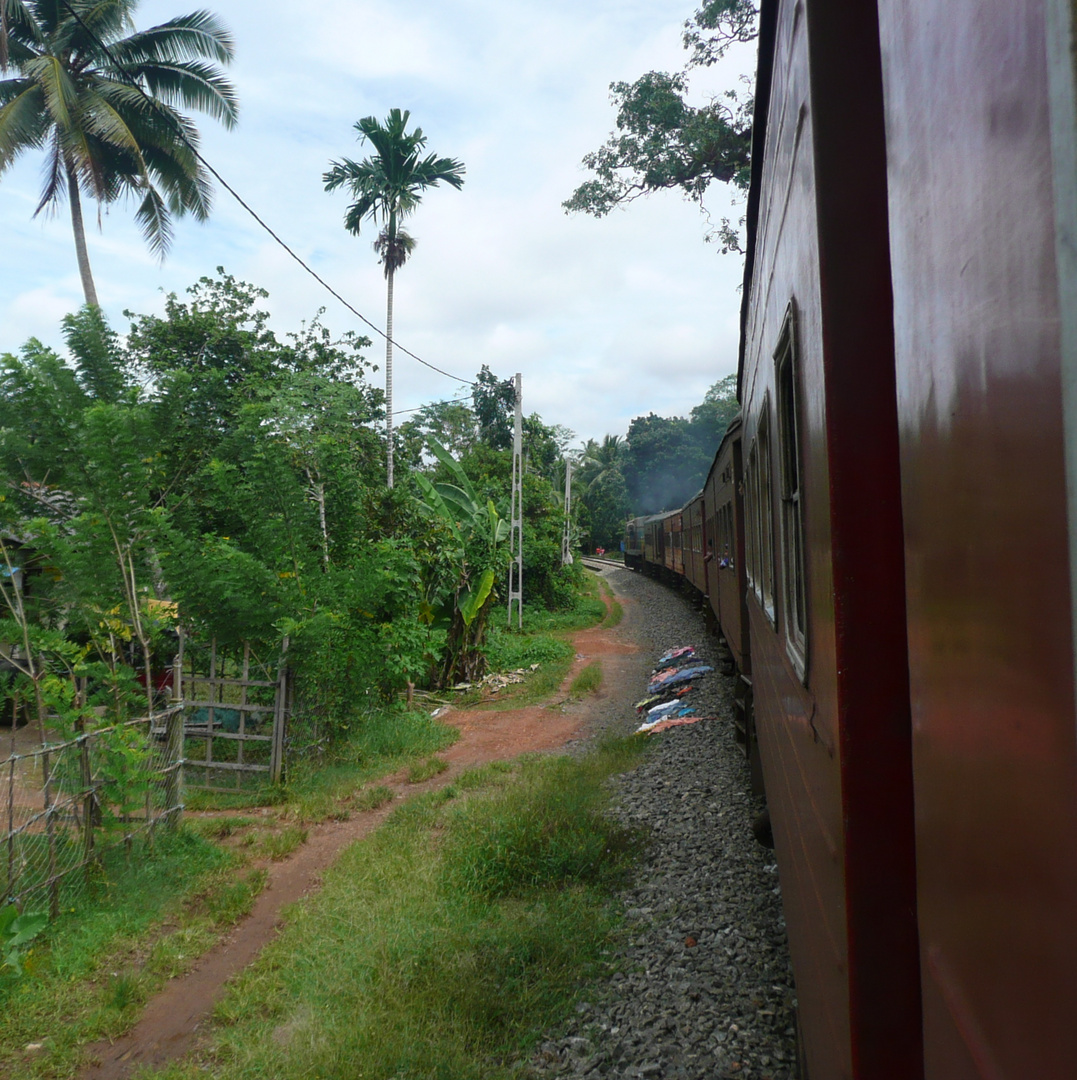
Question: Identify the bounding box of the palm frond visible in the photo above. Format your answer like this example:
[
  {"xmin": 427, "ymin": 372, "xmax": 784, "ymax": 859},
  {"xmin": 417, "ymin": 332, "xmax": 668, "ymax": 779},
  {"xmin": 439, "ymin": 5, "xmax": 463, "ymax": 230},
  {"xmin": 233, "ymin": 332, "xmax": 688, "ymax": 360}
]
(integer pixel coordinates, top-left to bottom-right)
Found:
[
  {"xmin": 0, "ymin": 79, "xmax": 44, "ymax": 167},
  {"xmin": 0, "ymin": 0, "xmax": 40, "ymax": 69},
  {"xmin": 134, "ymin": 182, "xmax": 172, "ymax": 259},
  {"xmin": 32, "ymin": 127, "xmax": 63, "ymax": 214},
  {"xmin": 108, "ymin": 10, "xmax": 234, "ymax": 66},
  {"xmin": 24, "ymin": 51, "xmax": 77, "ymax": 131},
  {"xmin": 125, "ymin": 57, "xmax": 237, "ymax": 126}
]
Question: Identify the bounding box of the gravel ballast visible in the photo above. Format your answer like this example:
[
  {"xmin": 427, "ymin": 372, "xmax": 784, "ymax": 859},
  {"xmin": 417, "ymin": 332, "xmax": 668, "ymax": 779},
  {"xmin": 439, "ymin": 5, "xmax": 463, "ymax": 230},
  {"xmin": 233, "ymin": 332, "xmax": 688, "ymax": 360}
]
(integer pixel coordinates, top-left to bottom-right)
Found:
[{"xmin": 531, "ymin": 565, "xmax": 798, "ymax": 1080}]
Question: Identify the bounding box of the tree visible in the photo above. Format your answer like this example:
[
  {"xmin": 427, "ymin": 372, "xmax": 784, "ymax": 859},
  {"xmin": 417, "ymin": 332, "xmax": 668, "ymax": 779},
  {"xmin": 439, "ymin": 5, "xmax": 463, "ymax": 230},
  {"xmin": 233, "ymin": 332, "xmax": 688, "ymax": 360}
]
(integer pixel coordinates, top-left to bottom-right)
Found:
[
  {"xmin": 564, "ymin": 1, "xmax": 756, "ymax": 252},
  {"xmin": 690, "ymin": 372, "xmax": 738, "ymax": 444},
  {"xmin": 0, "ymin": 0, "xmax": 238, "ymax": 306},
  {"xmin": 324, "ymin": 108, "xmax": 464, "ymax": 489}
]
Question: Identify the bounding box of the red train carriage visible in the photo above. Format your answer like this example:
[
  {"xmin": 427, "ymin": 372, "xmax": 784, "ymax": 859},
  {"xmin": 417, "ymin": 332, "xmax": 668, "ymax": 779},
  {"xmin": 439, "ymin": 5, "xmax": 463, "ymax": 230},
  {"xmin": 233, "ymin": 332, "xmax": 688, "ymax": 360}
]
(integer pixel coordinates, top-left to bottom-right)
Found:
[
  {"xmin": 682, "ymin": 492, "xmax": 706, "ymax": 597},
  {"xmin": 738, "ymin": 2, "xmax": 919, "ymax": 1077},
  {"xmin": 736, "ymin": 1, "xmax": 1077, "ymax": 1077},
  {"xmin": 666, "ymin": 510, "xmax": 684, "ymax": 579},
  {"xmin": 876, "ymin": 1, "xmax": 1077, "ymax": 1076}
]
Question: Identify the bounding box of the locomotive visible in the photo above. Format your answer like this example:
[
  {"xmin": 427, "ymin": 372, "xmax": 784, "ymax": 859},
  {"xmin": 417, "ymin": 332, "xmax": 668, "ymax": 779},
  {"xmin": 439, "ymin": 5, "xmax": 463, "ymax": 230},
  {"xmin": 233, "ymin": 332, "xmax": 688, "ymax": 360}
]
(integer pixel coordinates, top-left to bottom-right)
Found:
[{"xmin": 624, "ymin": 2, "xmax": 1077, "ymax": 1077}]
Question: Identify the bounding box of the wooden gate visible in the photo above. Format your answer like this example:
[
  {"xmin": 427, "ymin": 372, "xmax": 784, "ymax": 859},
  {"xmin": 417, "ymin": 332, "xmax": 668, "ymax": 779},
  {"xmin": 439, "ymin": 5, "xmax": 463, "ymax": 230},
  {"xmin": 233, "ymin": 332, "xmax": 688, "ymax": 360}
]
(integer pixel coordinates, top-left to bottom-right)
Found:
[{"xmin": 176, "ymin": 636, "xmax": 289, "ymax": 790}]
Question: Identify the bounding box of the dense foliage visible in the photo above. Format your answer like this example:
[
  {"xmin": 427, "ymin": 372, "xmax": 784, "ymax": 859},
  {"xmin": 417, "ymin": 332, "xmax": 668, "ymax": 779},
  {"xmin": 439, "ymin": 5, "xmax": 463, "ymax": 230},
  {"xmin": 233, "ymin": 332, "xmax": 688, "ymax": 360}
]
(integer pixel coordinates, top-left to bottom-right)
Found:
[
  {"xmin": 571, "ymin": 374, "xmax": 738, "ymax": 538},
  {"xmin": 0, "ymin": 272, "xmax": 582, "ymax": 743}
]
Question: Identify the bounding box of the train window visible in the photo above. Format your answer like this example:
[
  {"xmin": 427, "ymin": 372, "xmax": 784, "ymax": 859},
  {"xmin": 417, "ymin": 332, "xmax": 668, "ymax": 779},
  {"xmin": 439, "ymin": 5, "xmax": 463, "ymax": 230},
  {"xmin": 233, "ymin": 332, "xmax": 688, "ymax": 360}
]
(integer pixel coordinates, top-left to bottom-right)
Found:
[
  {"xmin": 746, "ymin": 400, "xmax": 777, "ymax": 626},
  {"xmin": 775, "ymin": 306, "xmax": 807, "ymax": 679}
]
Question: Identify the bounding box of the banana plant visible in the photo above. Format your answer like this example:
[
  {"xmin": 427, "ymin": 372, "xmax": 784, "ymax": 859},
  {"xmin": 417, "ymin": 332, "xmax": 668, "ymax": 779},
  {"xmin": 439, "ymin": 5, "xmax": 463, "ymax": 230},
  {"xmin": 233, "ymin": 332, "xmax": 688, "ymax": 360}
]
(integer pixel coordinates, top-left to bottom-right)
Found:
[{"xmin": 414, "ymin": 439, "xmax": 509, "ymax": 685}]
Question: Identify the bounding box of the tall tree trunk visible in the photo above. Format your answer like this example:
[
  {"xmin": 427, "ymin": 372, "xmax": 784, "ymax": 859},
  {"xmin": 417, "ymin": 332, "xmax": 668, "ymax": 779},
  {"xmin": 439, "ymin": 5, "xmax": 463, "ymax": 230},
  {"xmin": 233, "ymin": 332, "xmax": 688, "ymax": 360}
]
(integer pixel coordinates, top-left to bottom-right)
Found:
[
  {"xmin": 67, "ymin": 164, "xmax": 100, "ymax": 308},
  {"xmin": 385, "ymin": 263, "xmax": 395, "ymax": 489}
]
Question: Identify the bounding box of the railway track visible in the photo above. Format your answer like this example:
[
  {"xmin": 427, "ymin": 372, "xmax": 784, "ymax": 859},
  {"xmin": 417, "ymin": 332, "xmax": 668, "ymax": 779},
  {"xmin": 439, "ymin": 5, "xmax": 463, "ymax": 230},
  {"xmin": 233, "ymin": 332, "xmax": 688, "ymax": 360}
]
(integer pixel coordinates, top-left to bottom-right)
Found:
[{"xmin": 578, "ymin": 556, "xmax": 623, "ymax": 572}]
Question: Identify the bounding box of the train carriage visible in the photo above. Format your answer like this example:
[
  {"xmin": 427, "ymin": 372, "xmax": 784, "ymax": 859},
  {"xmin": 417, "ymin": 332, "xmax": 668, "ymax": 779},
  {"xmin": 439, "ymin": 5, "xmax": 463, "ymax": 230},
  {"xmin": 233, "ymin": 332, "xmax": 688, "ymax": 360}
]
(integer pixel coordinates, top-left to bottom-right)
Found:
[
  {"xmin": 682, "ymin": 493, "xmax": 706, "ymax": 596},
  {"xmin": 737, "ymin": 2, "xmax": 920, "ymax": 1076},
  {"xmin": 875, "ymin": 1, "xmax": 1077, "ymax": 1076}
]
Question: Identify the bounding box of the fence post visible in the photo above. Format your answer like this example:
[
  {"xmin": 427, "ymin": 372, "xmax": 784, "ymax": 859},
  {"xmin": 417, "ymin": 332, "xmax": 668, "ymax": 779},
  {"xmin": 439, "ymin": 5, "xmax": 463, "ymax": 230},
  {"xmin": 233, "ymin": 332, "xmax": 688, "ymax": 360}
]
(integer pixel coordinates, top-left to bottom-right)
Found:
[
  {"xmin": 42, "ymin": 747, "xmax": 58, "ymax": 919},
  {"xmin": 6, "ymin": 754, "xmax": 14, "ymax": 902},
  {"xmin": 270, "ymin": 637, "xmax": 289, "ymax": 785},
  {"xmin": 165, "ymin": 708, "xmax": 183, "ymax": 829},
  {"xmin": 79, "ymin": 731, "xmax": 95, "ymax": 883}
]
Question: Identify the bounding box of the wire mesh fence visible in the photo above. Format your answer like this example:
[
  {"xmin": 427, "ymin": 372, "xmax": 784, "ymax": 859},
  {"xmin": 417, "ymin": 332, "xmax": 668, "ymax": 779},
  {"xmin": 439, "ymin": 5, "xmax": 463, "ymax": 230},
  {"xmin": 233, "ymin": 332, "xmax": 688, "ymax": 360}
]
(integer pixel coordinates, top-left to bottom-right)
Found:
[{"xmin": 0, "ymin": 709, "xmax": 183, "ymax": 916}]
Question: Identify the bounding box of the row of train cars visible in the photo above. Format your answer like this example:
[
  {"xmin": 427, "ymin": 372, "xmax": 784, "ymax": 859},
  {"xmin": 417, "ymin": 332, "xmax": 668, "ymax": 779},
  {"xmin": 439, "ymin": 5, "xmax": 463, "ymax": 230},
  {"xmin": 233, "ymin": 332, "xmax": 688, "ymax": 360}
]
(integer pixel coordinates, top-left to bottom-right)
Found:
[{"xmin": 618, "ymin": 2, "xmax": 1077, "ymax": 1078}]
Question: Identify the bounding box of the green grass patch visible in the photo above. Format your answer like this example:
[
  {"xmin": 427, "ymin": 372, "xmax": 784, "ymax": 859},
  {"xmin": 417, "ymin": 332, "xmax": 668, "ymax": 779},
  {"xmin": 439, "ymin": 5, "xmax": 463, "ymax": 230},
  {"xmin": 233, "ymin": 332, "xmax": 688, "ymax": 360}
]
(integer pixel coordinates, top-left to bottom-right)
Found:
[
  {"xmin": 167, "ymin": 737, "xmax": 648, "ymax": 1080},
  {"xmin": 568, "ymin": 660, "xmax": 603, "ymax": 699},
  {"xmin": 246, "ymin": 705, "xmax": 458, "ymax": 823},
  {"xmin": 597, "ymin": 578, "xmax": 624, "ymax": 628},
  {"xmin": 354, "ymin": 785, "xmax": 395, "ymax": 812},
  {"xmin": 185, "ymin": 704, "xmax": 458, "ymax": 818},
  {"xmin": 254, "ymin": 826, "xmax": 308, "ymax": 862},
  {"xmin": 0, "ymin": 827, "xmax": 248, "ymax": 1079},
  {"xmin": 407, "ymin": 756, "xmax": 450, "ymax": 784}
]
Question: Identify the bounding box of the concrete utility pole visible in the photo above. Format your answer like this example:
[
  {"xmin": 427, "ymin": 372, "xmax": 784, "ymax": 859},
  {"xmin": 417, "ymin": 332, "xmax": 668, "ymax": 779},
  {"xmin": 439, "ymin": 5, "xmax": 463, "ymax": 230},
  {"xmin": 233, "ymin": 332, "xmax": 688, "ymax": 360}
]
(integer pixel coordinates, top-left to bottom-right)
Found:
[
  {"xmin": 508, "ymin": 373, "xmax": 523, "ymax": 628},
  {"xmin": 562, "ymin": 460, "xmax": 574, "ymax": 565}
]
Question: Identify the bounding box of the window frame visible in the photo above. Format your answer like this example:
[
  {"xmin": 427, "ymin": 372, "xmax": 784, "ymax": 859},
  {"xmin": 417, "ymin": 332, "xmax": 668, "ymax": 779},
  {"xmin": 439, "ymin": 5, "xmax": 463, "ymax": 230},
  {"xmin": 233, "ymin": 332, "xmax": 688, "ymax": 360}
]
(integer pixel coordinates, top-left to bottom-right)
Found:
[{"xmin": 775, "ymin": 303, "xmax": 808, "ymax": 680}]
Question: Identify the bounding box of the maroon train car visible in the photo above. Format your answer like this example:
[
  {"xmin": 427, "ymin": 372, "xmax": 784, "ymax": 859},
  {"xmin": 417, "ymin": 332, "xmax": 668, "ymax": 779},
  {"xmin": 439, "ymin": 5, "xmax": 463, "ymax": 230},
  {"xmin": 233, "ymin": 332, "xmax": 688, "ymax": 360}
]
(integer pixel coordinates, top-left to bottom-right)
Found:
[
  {"xmin": 877, "ymin": 1, "xmax": 1077, "ymax": 1077},
  {"xmin": 682, "ymin": 492, "xmax": 706, "ymax": 596},
  {"xmin": 739, "ymin": 1, "xmax": 1077, "ymax": 1078},
  {"xmin": 702, "ymin": 416, "xmax": 758, "ymax": 783},
  {"xmin": 739, "ymin": 2, "xmax": 919, "ymax": 1077},
  {"xmin": 703, "ymin": 415, "xmax": 748, "ymax": 677}
]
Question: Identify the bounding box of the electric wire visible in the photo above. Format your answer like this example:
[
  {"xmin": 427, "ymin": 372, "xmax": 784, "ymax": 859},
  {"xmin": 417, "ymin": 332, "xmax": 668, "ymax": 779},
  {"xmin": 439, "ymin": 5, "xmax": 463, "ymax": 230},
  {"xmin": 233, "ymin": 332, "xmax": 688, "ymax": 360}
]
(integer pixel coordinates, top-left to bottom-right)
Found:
[{"xmin": 51, "ymin": 0, "xmax": 476, "ymax": 387}]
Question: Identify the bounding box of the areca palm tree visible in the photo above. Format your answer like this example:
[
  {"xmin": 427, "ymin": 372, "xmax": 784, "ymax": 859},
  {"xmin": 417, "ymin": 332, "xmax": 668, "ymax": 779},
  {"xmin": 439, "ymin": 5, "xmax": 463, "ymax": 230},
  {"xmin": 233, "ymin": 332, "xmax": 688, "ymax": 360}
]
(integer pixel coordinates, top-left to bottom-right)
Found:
[
  {"xmin": 0, "ymin": 0, "xmax": 237, "ymax": 307},
  {"xmin": 324, "ymin": 108, "xmax": 464, "ymax": 489}
]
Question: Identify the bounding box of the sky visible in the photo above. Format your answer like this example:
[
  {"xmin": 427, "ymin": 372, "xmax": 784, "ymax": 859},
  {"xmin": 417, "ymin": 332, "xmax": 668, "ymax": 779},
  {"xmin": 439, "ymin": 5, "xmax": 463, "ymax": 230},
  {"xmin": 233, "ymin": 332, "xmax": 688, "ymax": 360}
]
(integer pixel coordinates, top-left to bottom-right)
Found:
[{"xmin": 0, "ymin": 0, "xmax": 755, "ymax": 447}]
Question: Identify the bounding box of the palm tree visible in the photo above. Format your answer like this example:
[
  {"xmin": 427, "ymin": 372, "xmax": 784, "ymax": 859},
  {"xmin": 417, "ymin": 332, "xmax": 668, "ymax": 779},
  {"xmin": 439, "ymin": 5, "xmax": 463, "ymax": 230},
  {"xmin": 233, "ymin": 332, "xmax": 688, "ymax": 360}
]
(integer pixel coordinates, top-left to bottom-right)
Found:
[
  {"xmin": 324, "ymin": 108, "xmax": 464, "ymax": 489},
  {"xmin": 0, "ymin": 0, "xmax": 237, "ymax": 307},
  {"xmin": 579, "ymin": 433, "xmax": 624, "ymax": 492}
]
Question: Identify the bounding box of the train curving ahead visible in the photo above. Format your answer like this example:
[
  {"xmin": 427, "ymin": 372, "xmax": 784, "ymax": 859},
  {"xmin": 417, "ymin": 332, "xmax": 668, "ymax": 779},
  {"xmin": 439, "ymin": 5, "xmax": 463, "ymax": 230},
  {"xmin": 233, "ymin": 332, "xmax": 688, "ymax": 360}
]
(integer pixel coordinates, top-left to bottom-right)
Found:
[{"xmin": 625, "ymin": 2, "xmax": 1077, "ymax": 1078}]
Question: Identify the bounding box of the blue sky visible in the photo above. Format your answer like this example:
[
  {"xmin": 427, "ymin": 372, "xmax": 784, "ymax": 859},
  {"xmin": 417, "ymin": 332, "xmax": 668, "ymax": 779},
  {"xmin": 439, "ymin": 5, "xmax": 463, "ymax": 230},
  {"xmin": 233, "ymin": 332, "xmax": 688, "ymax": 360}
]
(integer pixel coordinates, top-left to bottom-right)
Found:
[{"xmin": 0, "ymin": 0, "xmax": 754, "ymax": 445}]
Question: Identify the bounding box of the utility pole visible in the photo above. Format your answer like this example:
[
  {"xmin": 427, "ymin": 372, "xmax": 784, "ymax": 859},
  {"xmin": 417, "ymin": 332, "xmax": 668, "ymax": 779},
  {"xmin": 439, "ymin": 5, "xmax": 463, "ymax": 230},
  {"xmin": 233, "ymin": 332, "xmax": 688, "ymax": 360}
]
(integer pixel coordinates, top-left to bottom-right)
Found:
[
  {"xmin": 562, "ymin": 460, "xmax": 574, "ymax": 565},
  {"xmin": 508, "ymin": 373, "xmax": 523, "ymax": 628}
]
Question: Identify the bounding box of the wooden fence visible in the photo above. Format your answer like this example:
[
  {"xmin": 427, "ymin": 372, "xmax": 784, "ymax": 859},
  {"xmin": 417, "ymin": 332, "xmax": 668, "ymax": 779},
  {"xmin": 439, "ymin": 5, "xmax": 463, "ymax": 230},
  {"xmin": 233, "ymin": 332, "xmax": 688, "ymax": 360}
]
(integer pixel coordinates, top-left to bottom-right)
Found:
[{"xmin": 176, "ymin": 637, "xmax": 289, "ymax": 791}]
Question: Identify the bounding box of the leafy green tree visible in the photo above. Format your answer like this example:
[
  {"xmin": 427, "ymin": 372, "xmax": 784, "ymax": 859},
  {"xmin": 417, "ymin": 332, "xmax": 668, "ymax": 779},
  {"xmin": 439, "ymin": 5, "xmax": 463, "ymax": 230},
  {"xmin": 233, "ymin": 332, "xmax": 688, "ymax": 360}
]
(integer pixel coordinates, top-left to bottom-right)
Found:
[
  {"xmin": 0, "ymin": 0, "xmax": 238, "ymax": 305},
  {"xmin": 471, "ymin": 365, "xmax": 515, "ymax": 451},
  {"xmin": 414, "ymin": 439, "xmax": 509, "ymax": 686},
  {"xmin": 564, "ymin": 1, "xmax": 756, "ymax": 251},
  {"xmin": 689, "ymin": 372, "xmax": 738, "ymax": 444},
  {"xmin": 396, "ymin": 397, "xmax": 477, "ymax": 466},
  {"xmin": 622, "ymin": 373, "xmax": 738, "ymax": 513},
  {"xmin": 324, "ymin": 108, "xmax": 464, "ymax": 489}
]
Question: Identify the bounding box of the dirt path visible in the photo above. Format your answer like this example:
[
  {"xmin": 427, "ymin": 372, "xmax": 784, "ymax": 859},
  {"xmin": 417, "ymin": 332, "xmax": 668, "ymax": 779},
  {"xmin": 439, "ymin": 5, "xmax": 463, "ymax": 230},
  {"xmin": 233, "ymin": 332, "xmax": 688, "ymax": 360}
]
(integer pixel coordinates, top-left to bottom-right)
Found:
[{"xmin": 80, "ymin": 574, "xmax": 644, "ymax": 1080}]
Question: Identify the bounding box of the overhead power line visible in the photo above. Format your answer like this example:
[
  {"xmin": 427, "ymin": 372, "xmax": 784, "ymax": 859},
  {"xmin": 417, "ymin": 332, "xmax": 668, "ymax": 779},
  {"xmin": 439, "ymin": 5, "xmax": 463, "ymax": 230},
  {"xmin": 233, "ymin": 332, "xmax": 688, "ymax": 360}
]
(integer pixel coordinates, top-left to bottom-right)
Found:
[{"xmin": 52, "ymin": 0, "xmax": 475, "ymax": 387}]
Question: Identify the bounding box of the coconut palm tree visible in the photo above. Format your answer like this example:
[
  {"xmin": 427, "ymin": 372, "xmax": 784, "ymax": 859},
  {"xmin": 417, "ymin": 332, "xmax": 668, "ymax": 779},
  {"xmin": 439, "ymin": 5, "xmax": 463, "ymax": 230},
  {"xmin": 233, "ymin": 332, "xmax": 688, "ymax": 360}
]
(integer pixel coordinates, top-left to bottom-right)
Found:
[
  {"xmin": 324, "ymin": 108, "xmax": 464, "ymax": 489},
  {"xmin": 0, "ymin": 0, "xmax": 237, "ymax": 307},
  {"xmin": 579, "ymin": 433, "xmax": 625, "ymax": 492}
]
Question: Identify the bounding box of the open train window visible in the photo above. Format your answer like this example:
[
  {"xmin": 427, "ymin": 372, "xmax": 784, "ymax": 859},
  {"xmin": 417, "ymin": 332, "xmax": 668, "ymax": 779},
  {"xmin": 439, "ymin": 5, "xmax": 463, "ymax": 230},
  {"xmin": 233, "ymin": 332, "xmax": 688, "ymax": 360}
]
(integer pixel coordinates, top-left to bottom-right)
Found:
[
  {"xmin": 746, "ymin": 398, "xmax": 776, "ymax": 626},
  {"xmin": 775, "ymin": 305, "xmax": 807, "ymax": 679}
]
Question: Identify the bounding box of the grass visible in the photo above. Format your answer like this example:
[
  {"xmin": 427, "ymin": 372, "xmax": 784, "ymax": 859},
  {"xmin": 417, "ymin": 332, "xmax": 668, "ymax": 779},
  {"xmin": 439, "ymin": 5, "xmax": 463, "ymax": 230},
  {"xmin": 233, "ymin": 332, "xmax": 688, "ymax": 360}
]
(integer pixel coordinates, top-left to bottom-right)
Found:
[
  {"xmin": 597, "ymin": 578, "xmax": 624, "ymax": 628},
  {"xmin": 568, "ymin": 660, "xmax": 603, "ymax": 699},
  {"xmin": 154, "ymin": 735, "xmax": 648, "ymax": 1080},
  {"xmin": 354, "ymin": 785, "xmax": 395, "ymax": 812},
  {"xmin": 0, "ymin": 828, "xmax": 254, "ymax": 1079},
  {"xmin": 407, "ymin": 756, "xmax": 450, "ymax": 783},
  {"xmin": 477, "ymin": 577, "xmax": 609, "ymax": 710}
]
